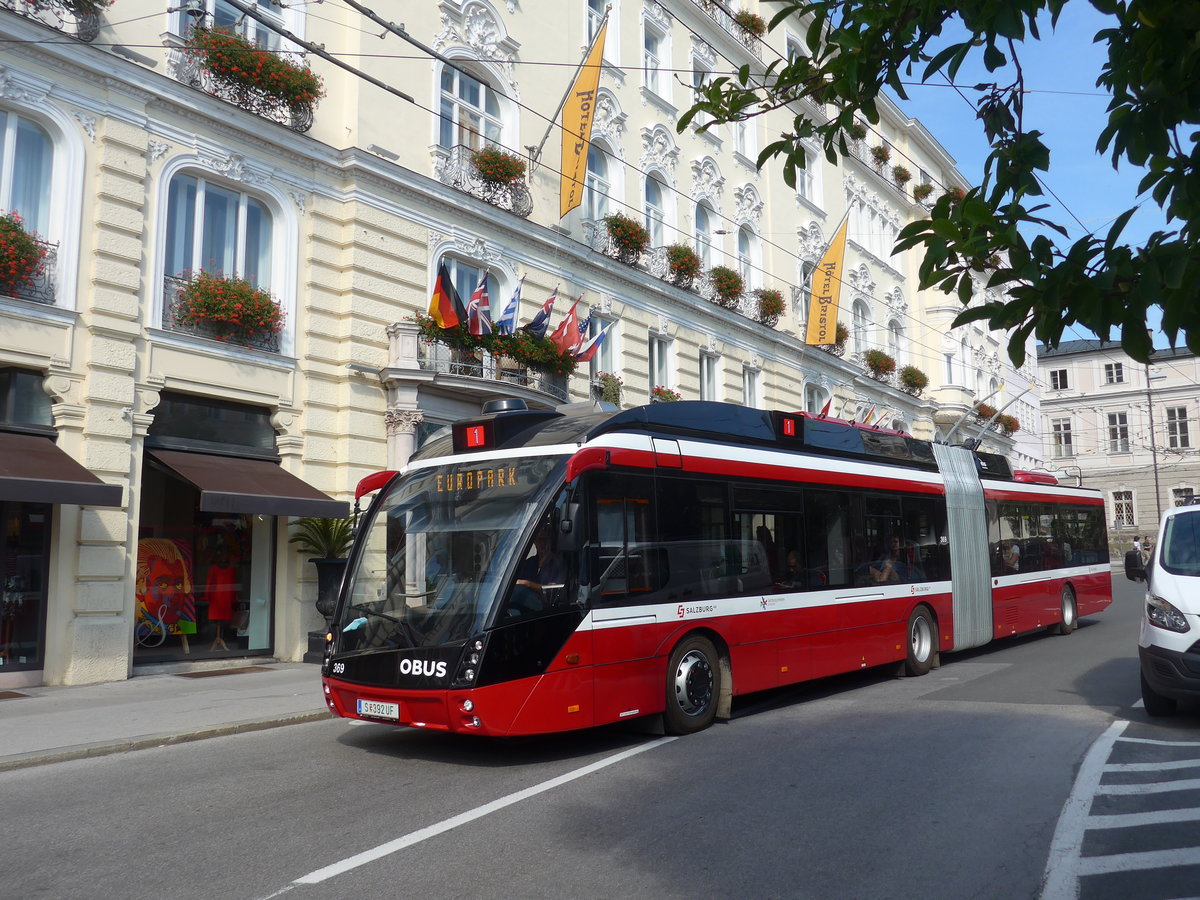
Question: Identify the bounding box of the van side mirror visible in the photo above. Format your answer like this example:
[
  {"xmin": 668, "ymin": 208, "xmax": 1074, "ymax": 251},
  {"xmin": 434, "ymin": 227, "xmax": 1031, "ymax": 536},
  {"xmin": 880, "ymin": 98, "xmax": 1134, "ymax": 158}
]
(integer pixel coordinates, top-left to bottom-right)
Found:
[{"xmin": 1124, "ymin": 548, "xmax": 1146, "ymax": 583}]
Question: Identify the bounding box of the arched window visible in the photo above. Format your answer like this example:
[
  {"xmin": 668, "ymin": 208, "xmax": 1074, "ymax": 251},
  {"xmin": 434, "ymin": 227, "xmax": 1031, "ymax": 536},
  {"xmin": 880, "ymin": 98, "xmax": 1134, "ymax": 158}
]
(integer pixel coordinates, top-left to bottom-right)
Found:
[
  {"xmin": 694, "ymin": 202, "xmax": 713, "ymax": 267},
  {"xmin": 165, "ymin": 173, "xmax": 273, "ymax": 288},
  {"xmin": 644, "ymin": 175, "xmax": 666, "ymax": 246},
  {"xmin": 737, "ymin": 225, "xmax": 760, "ymax": 289},
  {"xmin": 0, "ymin": 110, "xmax": 53, "ymax": 235},
  {"xmin": 179, "ymin": 1, "xmax": 290, "ymax": 51},
  {"xmin": 851, "ymin": 299, "xmax": 870, "ymax": 356},
  {"xmin": 441, "ymin": 256, "xmax": 499, "ymax": 309},
  {"xmin": 583, "ymin": 146, "xmax": 610, "ymax": 221},
  {"xmin": 888, "ymin": 319, "xmax": 903, "ymax": 364},
  {"xmin": 439, "ymin": 65, "xmax": 503, "ymax": 150},
  {"xmin": 804, "ymin": 383, "xmax": 827, "ymax": 415}
]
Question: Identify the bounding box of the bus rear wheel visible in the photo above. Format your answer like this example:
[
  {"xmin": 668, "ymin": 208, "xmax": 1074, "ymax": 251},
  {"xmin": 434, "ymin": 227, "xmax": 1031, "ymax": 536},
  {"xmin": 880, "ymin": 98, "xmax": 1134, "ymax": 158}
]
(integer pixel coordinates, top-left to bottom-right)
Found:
[
  {"xmin": 904, "ymin": 605, "xmax": 936, "ymax": 677},
  {"xmin": 1053, "ymin": 585, "xmax": 1077, "ymax": 635},
  {"xmin": 664, "ymin": 635, "xmax": 720, "ymax": 734}
]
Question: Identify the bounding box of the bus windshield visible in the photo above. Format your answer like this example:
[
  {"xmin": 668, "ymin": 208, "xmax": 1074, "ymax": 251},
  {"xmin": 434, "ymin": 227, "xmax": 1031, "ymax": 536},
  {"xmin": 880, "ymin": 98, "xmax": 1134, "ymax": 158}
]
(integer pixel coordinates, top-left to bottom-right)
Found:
[{"xmin": 336, "ymin": 454, "xmax": 567, "ymax": 650}]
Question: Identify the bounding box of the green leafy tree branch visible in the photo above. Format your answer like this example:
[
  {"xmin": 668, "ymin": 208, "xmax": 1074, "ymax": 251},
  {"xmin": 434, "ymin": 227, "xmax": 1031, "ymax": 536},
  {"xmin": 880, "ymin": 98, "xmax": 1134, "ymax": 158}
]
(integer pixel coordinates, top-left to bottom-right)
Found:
[{"xmin": 680, "ymin": 0, "xmax": 1199, "ymax": 364}]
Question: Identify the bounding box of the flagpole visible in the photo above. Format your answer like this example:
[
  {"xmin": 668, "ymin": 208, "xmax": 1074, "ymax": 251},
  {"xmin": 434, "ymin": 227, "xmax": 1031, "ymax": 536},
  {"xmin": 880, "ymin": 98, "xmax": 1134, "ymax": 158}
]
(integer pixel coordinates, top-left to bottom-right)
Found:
[{"xmin": 531, "ymin": 8, "xmax": 611, "ymax": 167}]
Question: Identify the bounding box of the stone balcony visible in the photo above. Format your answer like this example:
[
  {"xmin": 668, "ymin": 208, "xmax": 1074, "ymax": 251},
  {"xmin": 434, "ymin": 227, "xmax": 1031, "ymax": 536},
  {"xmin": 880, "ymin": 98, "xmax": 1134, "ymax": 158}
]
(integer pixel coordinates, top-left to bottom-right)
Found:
[
  {"xmin": 417, "ymin": 339, "xmax": 568, "ymax": 404},
  {"xmin": 431, "ymin": 145, "xmax": 534, "ymax": 218},
  {"xmin": 0, "ymin": 0, "xmax": 100, "ymax": 42},
  {"xmin": 164, "ymin": 36, "xmax": 315, "ymax": 134}
]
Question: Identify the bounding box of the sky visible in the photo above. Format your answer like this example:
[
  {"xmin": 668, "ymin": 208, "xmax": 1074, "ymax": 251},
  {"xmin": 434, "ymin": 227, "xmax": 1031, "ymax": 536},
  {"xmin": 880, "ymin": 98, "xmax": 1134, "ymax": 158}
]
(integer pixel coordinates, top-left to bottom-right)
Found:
[{"xmin": 885, "ymin": 2, "xmax": 1172, "ymax": 348}]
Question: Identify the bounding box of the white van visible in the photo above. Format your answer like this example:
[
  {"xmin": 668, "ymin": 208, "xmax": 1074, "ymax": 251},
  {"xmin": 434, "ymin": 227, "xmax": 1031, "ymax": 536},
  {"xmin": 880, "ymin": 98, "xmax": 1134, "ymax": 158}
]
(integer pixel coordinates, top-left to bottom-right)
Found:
[{"xmin": 1126, "ymin": 503, "xmax": 1200, "ymax": 715}]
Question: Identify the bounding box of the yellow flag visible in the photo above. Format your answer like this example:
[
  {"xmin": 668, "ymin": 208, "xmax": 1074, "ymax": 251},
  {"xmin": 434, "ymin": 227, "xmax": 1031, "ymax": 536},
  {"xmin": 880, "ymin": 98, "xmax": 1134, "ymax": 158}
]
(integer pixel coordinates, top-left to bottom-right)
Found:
[
  {"xmin": 804, "ymin": 217, "xmax": 849, "ymax": 345},
  {"xmin": 559, "ymin": 20, "xmax": 608, "ymax": 219}
]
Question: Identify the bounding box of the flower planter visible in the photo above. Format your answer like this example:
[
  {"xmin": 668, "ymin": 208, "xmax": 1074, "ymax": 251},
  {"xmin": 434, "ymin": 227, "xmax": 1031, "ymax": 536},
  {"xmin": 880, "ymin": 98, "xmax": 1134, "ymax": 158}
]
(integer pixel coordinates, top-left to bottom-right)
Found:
[
  {"xmin": 755, "ymin": 288, "xmax": 784, "ymax": 327},
  {"xmin": 602, "ymin": 213, "xmax": 650, "ymax": 266},
  {"xmin": 472, "ymin": 147, "xmax": 526, "ymax": 186},
  {"xmin": 708, "ymin": 265, "xmax": 744, "ymax": 310},
  {"xmin": 898, "ymin": 365, "xmax": 929, "ymax": 397},
  {"xmin": 171, "ymin": 271, "xmax": 284, "ymax": 349},
  {"xmin": 0, "ymin": 212, "xmax": 48, "ymax": 297},
  {"xmin": 185, "ymin": 26, "xmax": 323, "ymax": 133},
  {"xmin": 863, "ymin": 349, "xmax": 896, "ymax": 382},
  {"xmin": 664, "ymin": 243, "xmax": 702, "ymax": 289}
]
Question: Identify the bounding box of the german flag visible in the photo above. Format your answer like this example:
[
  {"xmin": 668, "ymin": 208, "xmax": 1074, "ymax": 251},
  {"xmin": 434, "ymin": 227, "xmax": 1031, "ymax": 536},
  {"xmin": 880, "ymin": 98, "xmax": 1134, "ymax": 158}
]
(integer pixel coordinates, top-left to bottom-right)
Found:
[{"xmin": 428, "ymin": 261, "xmax": 466, "ymax": 328}]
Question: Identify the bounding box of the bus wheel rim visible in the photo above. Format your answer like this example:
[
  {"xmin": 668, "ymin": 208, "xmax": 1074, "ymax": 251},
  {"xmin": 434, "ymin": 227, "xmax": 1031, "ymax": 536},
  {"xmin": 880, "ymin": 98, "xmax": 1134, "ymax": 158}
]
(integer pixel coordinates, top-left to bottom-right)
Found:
[
  {"xmin": 910, "ymin": 614, "xmax": 932, "ymax": 662},
  {"xmin": 674, "ymin": 650, "xmax": 713, "ymax": 716}
]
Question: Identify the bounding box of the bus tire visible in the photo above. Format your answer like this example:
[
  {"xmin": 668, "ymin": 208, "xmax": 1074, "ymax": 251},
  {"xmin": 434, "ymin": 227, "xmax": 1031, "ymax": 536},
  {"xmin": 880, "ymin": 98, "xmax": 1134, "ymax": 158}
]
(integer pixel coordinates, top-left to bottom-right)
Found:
[
  {"xmin": 664, "ymin": 635, "xmax": 720, "ymax": 735},
  {"xmin": 904, "ymin": 605, "xmax": 936, "ymax": 677},
  {"xmin": 1053, "ymin": 585, "xmax": 1077, "ymax": 635},
  {"xmin": 1141, "ymin": 670, "xmax": 1177, "ymax": 717}
]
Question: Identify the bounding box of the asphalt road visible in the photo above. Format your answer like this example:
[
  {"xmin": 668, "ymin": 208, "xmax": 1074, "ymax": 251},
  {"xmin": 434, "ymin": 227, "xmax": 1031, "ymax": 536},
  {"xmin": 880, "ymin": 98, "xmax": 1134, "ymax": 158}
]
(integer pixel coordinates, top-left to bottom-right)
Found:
[{"xmin": 5, "ymin": 574, "xmax": 1197, "ymax": 900}]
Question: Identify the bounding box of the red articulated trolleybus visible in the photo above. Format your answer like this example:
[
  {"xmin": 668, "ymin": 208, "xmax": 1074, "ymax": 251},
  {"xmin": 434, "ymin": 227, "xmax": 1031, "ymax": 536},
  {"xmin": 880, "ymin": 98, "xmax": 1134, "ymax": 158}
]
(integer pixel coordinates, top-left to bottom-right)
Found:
[{"xmin": 321, "ymin": 399, "xmax": 1112, "ymax": 736}]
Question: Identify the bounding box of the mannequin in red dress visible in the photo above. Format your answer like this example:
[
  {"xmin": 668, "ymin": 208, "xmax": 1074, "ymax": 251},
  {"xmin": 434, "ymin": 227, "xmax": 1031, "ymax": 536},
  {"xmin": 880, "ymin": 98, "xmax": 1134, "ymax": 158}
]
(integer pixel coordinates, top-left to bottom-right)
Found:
[{"xmin": 204, "ymin": 547, "xmax": 238, "ymax": 652}]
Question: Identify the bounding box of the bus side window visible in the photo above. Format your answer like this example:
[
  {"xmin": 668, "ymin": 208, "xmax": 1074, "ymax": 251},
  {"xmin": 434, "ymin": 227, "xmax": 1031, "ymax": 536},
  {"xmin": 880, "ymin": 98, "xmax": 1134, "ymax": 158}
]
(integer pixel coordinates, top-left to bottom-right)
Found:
[{"xmin": 584, "ymin": 473, "xmax": 662, "ymax": 603}]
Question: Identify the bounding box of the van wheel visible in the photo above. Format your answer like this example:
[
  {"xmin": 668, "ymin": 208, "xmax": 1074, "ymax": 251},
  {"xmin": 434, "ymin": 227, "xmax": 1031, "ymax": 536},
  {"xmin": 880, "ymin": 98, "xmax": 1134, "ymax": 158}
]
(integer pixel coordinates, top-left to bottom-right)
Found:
[
  {"xmin": 904, "ymin": 605, "xmax": 936, "ymax": 677},
  {"xmin": 1053, "ymin": 585, "xmax": 1077, "ymax": 635},
  {"xmin": 664, "ymin": 636, "xmax": 720, "ymax": 734},
  {"xmin": 1141, "ymin": 670, "xmax": 1178, "ymax": 717}
]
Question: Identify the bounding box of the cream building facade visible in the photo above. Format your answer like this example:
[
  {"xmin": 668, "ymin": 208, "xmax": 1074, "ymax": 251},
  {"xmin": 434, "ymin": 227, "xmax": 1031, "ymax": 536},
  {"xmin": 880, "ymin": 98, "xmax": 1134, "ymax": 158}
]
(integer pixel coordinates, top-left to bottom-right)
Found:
[
  {"xmin": 0, "ymin": 0, "xmax": 1038, "ymax": 687},
  {"xmin": 1038, "ymin": 340, "xmax": 1200, "ymax": 553}
]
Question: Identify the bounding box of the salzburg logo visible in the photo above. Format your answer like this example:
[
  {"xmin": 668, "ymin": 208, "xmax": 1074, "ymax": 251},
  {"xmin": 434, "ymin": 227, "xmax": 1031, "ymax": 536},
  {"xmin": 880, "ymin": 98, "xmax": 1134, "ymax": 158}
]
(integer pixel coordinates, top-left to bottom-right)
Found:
[{"xmin": 677, "ymin": 604, "xmax": 685, "ymax": 618}]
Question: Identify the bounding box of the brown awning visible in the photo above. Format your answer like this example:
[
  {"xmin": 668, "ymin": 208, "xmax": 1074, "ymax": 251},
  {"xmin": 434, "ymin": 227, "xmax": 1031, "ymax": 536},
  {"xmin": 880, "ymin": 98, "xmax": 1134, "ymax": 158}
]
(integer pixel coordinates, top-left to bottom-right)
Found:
[
  {"xmin": 0, "ymin": 432, "xmax": 124, "ymax": 507},
  {"xmin": 148, "ymin": 449, "xmax": 347, "ymax": 518}
]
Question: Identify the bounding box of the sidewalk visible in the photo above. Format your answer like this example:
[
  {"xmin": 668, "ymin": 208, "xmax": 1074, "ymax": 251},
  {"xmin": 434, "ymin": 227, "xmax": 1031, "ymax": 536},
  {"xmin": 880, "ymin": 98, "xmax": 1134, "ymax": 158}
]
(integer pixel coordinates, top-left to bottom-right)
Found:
[{"xmin": 0, "ymin": 661, "xmax": 330, "ymax": 773}]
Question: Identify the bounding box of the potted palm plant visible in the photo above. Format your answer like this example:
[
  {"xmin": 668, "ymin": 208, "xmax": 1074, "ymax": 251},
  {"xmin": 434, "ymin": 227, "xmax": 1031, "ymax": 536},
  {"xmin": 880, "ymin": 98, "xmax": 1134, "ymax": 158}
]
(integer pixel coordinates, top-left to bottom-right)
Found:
[{"xmin": 289, "ymin": 516, "xmax": 354, "ymax": 621}]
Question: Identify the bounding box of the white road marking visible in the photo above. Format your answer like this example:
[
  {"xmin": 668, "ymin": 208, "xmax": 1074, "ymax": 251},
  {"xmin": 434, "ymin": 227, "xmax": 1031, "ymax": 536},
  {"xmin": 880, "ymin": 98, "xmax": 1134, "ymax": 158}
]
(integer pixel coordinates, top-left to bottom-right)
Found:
[
  {"xmin": 1043, "ymin": 721, "xmax": 1200, "ymax": 899},
  {"xmin": 280, "ymin": 737, "xmax": 678, "ymax": 890},
  {"xmin": 1105, "ymin": 759, "xmax": 1200, "ymax": 772},
  {"xmin": 1041, "ymin": 719, "xmax": 1128, "ymax": 900},
  {"xmin": 1086, "ymin": 807, "xmax": 1200, "ymax": 829},
  {"xmin": 1098, "ymin": 777, "xmax": 1200, "ymax": 795}
]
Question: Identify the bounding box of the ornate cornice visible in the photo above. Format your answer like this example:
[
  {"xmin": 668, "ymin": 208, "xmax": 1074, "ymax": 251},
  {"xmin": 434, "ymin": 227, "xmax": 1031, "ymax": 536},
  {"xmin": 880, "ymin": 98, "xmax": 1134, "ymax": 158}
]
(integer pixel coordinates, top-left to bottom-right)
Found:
[
  {"xmin": 428, "ymin": 227, "xmax": 520, "ymax": 279},
  {"xmin": 593, "ymin": 89, "xmax": 627, "ymax": 157},
  {"xmin": 690, "ymin": 156, "xmax": 724, "ymax": 208},
  {"xmin": 434, "ymin": 0, "xmax": 522, "ymax": 99},
  {"xmin": 733, "ymin": 183, "xmax": 763, "ymax": 228},
  {"xmin": 639, "ymin": 124, "xmax": 679, "ymax": 181}
]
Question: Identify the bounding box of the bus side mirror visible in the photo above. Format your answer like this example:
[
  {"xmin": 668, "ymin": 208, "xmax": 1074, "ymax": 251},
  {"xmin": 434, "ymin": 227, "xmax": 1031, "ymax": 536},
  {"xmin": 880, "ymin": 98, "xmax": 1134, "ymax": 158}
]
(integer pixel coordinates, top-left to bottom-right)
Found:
[{"xmin": 557, "ymin": 502, "xmax": 580, "ymax": 553}]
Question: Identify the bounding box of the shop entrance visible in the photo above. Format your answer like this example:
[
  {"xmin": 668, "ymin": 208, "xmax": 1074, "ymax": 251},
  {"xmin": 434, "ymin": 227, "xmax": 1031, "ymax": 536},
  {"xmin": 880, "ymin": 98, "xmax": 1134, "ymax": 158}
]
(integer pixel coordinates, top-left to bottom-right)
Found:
[{"xmin": 0, "ymin": 501, "xmax": 51, "ymax": 671}]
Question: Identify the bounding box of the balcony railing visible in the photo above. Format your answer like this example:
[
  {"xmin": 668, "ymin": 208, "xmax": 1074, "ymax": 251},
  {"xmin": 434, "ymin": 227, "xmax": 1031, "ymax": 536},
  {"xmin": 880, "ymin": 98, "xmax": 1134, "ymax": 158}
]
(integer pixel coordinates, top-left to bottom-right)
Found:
[
  {"xmin": 161, "ymin": 274, "xmax": 282, "ymax": 353},
  {"xmin": 431, "ymin": 145, "xmax": 534, "ymax": 218},
  {"xmin": 418, "ymin": 341, "xmax": 568, "ymax": 403},
  {"xmin": 1, "ymin": 0, "xmax": 100, "ymax": 42},
  {"xmin": 688, "ymin": 0, "xmax": 762, "ymax": 61},
  {"xmin": 166, "ymin": 39, "xmax": 315, "ymax": 134},
  {"xmin": 2, "ymin": 239, "xmax": 58, "ymax": 305}
]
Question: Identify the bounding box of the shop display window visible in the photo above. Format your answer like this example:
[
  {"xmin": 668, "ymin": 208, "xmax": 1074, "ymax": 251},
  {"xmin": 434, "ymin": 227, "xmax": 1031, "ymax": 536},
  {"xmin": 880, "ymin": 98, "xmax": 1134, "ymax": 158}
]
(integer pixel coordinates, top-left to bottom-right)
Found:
[{"xmin": 134, "ymin": 463, "xmax": 274, "ymax": 662}]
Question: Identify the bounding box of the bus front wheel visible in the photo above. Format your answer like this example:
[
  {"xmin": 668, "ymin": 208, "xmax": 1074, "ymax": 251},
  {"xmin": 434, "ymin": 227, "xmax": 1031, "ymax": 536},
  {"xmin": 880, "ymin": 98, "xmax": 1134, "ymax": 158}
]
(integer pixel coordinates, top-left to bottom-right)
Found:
[
  {"xmin": 904, "ymin": 605, "xmax": 936, "ymax": 677},
  {"xmin": 664, "ymin": 635, "xmax": 720, "ymax": 734}
]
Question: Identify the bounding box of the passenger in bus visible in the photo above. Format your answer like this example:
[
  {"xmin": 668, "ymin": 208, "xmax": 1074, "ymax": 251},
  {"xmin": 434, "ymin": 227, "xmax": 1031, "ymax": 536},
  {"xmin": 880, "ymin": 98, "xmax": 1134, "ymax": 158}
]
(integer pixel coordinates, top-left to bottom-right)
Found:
[
  {"xmin": 868, "ymin": 537, "xmax": 903, "ymax": 584},
  {"xmin": 1002, "ymin": 541, "xmax": 1021, "ymax": 574},
  {"xmin": 780, "ymin": 550, "xmax": 804, "ymax": 588}
]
